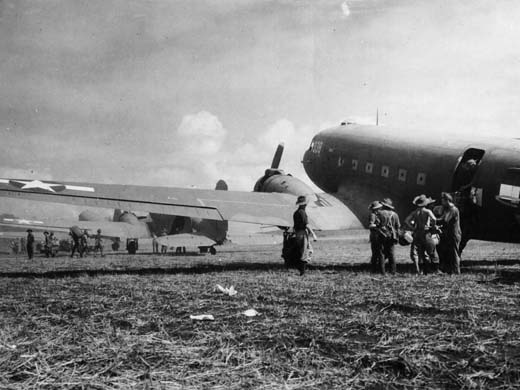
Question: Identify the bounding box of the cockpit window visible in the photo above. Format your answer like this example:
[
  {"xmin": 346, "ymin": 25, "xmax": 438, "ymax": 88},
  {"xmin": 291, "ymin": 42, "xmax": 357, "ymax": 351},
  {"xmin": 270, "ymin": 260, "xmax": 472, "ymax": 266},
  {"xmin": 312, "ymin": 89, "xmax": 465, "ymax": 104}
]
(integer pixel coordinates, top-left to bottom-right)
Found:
[{"xmin": 311, "ymin": 140, "xmax": 323, "ymax": 154}]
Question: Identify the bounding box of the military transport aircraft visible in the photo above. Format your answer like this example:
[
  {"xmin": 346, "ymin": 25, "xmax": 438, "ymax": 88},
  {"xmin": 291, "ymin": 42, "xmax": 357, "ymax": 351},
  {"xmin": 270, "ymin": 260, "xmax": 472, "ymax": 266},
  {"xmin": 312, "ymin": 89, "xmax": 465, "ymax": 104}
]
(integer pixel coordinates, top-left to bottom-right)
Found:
[
  {"xmin": 0, "ymin": 144, "xmax": 359, "ymax": 253},
  {"xmin": 302, "ymin": 122, "xmax": 520, "ymax": 245}
]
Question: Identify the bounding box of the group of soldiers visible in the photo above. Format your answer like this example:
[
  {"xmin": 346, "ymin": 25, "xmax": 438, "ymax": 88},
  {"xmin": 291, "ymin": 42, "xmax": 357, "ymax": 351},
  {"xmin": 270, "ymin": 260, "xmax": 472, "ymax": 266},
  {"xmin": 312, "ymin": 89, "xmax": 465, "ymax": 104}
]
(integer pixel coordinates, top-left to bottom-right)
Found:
[
  {"xmin": 22, "ymin": 227, "xmax": 105, "ymax": 259},
  {"xmin": 18, "ymin": 229, "xmax": 55, "ymax": 260},
  {"xmin": 69, "ymin": 227, "xmax": 104, "ymax": 258},
  {"xmin": 368, "ymin": 192, "xmax": 462, "ymax": 275}
]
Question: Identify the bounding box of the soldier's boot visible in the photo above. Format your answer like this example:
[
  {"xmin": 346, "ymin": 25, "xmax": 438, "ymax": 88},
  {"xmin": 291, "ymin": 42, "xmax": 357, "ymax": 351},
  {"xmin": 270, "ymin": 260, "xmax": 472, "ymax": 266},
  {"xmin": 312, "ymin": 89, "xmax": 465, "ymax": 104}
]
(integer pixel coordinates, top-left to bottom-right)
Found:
[{"xmin": 298, "ymin": 261, "xmax": 306, "ymax": 276}]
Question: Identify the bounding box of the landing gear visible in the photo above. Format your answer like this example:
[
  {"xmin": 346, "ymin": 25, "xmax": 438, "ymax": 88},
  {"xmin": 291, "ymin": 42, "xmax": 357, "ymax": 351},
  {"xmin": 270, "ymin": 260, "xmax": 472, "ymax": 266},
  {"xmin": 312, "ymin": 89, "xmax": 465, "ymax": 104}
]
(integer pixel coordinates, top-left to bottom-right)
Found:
[
  {"xmin": 112, "ymin": 241, "xmax": 120, "ymax": 251},
  {"xmin": 198, "ymin": 246, "xmax": 217, "ymax": 255},
  {"xmin": 126, "ymin": 238, "xmax": 138, "ymax": 254}
]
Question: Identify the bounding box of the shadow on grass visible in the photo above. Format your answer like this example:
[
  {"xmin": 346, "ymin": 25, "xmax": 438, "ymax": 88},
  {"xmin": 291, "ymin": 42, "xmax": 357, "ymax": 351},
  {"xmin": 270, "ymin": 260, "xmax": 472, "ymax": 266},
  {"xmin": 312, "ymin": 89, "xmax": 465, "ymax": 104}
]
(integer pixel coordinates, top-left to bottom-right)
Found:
[{"xmin": 2, "ymin": 258, "xmax": 518, "ymax": 279}]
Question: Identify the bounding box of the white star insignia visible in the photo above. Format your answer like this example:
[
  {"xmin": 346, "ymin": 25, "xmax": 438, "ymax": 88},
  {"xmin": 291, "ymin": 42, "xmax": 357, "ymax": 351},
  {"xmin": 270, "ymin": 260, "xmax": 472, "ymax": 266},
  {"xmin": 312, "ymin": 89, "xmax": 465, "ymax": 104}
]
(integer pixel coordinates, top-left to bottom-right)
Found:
[{"xmin": 12, "ymin": 180, "xmax": 63, "ymax": 193}]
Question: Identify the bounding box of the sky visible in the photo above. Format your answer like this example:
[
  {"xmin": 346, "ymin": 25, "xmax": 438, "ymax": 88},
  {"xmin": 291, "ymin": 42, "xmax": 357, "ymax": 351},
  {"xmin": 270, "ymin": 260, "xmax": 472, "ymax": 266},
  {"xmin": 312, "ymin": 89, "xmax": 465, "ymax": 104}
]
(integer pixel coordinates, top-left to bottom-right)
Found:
[{"xmin": 1, "ymin": 0, "xmax": 520, "ymax": 198}]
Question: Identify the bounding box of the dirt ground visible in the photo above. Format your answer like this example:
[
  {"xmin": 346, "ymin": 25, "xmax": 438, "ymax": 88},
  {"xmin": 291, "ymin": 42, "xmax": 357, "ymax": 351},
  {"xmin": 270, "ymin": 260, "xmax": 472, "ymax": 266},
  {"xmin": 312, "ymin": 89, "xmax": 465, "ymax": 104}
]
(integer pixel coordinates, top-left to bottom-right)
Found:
[{"xmin": 1, "ymin": 236, "xmax": 520, "ymax": 389}]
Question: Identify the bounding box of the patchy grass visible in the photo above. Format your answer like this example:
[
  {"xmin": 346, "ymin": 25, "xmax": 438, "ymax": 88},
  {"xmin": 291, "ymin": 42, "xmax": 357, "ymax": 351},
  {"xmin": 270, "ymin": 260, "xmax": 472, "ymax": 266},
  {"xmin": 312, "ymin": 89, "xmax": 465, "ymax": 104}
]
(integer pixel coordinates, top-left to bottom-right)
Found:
[{"xmin": 1, "ymin": 238, "xmax": 520, "ymax": 389}]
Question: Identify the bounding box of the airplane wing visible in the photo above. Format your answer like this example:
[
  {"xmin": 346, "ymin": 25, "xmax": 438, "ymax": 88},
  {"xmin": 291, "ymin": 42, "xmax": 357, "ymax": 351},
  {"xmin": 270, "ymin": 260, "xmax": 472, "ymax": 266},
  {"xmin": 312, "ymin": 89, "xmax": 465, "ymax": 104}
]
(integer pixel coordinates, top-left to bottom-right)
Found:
[
  {"xmin": 0, "ymin": 216, "xmax": 148, "ymax": 240},
  {"xmin": 0, "ymin": 178, "xmax": 295, "ymax": 227},
  {"xmin": 306, "ymin": 193, "xmax": 363, "ymax": 230},
  {"xmin": 225, "ymin": 221, "xmax": 283, "ymax": 245}
]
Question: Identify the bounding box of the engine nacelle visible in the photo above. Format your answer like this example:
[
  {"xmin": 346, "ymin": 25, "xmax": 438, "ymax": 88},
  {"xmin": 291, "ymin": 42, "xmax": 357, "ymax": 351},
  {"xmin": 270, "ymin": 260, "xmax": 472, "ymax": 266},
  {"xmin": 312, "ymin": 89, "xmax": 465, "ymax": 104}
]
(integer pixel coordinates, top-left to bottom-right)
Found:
[
  {"xmin": 79, "ymin": 210, "xmax": 106, "ymax": 221},
  {"xmin": 117, "ymin": 211, "xmax": 141, "ymax": 225},
  {"xmin": 254, "ymin": 169, "xmax": 317, "ymax": 202}
]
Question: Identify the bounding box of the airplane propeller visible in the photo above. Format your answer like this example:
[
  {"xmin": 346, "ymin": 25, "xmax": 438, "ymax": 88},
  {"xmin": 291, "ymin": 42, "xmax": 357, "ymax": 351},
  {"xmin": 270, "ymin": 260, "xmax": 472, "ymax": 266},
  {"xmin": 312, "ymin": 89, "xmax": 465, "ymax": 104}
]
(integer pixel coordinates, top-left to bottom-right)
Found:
[
  {"xmin": 253, "ymin": 143, "xmax": 316, "ymax": 199},
  {"xmin": 271, "ymin": 143, "xmax": 284, "ymax": 169}
]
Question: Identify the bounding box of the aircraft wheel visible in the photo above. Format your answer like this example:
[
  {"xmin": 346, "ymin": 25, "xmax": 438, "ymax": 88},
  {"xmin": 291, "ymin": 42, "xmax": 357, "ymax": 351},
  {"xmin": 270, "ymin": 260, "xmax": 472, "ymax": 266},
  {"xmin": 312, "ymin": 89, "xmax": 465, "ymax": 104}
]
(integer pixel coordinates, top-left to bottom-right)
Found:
[
  {"xmin": 210, "ymin": 246, "xmax": 217, "ymax": 255},
  {"xmin": 112, "ymin": 242, "xmax": 120, "ymax": 251},
  {"xmin": 127, "ymin": 240, "xmax": 137, "ymax": 255}
]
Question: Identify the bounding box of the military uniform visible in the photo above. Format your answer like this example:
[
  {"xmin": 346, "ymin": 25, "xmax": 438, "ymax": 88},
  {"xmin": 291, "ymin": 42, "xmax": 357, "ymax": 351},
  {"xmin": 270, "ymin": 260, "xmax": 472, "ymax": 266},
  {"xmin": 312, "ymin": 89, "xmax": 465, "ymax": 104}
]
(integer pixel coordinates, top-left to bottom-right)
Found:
[
  {"xmin": 70, "ymin": 230, "xmax": 80, "ymax": 258},
  {"xmin": 79, "ymin": 233, "xmax": 88, "ymax": 257},
  {"xmin": 293, "ymin": 207, "xmax": 310, "ymax": 273},
  {"xmin": 375, "ymin": 207, "xmax": 400, "ymax": 274},
  {"xmin": 94, "ymin": 230, "xmax": 104, "ymax": 257},
  {"xmin": 405, "ymin": 195, "xmax": 439, "ymax": 274},
  {"xmin": 43, "ymin": 232, "xmax": 51, "ymax": 258},
  {"xmin": 368, "ymin": 201, "xmax": 383, "ymax": 273},
  {"xmin": 437, "ymin": 194, "xmax": 462, "ymax": 274},
  {"xmin": 26, "ymin": 230, "xmax": 34, "ymax": 259},
  {"xmin": 289, "ymin": 195, "xmax": 316, "ymax": 276}
]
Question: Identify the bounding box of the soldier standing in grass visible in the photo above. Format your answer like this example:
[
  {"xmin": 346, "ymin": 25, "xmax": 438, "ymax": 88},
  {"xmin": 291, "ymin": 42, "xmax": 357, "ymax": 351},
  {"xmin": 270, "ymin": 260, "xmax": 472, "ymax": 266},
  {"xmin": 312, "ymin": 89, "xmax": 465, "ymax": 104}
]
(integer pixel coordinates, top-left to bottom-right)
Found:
[
  {"xmin": 43, "ymin": 231, "xmax": 51, "ymax": 258},
  {"xmin": 69, "ymin": 227, "xmax": 81, "ymax": 258},
  {"xmin": 375, "ymin": 198, "xmax": 400, "ymax": 274},
  {"xmin": 368, "ymin": 201, "xmax": 383, "ymax": 272},
  {"xmin": 93, "ymin": 229, "xmax": 104, "ymax": 258},
  {"xmin": 79, "ymin": 230, "xmax": 89, "ymax": 257},
  {"xmin": 26, "ymin": 229, "xmax": 34, "ymax": 259},
  {"xmin": 436, "ymin": 192, "xmax": 461, "ymax": 274},
  {"xmin": 293, "ymin": 195, "xmax": 317, "ymax": 276},
  {"xmin": 50, "ymin": 232, "xmax": 59, "ymax": 257},
  {"xmin": 152, "ymin": 233, "xmax": 159, "ymax": 254},
  {"xmin": 404, "ymin": 194, "xmax": 439, "ymax": 274}
]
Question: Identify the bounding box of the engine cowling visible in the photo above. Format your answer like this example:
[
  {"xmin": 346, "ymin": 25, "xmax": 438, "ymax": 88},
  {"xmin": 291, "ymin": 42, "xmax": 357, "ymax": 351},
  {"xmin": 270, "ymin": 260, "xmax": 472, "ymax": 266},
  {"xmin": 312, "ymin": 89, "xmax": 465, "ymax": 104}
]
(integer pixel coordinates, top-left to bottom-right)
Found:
[
  {"xmin": 116, "ymin": 211, "xmax": 141, "ymax": 225},
  {"xmin": 78, "ymin": 210, "xmax": 106, "ymax": 221},
  {"xmin": 254, "ymin": 168, "xmax": 317, "ymax": 202}
]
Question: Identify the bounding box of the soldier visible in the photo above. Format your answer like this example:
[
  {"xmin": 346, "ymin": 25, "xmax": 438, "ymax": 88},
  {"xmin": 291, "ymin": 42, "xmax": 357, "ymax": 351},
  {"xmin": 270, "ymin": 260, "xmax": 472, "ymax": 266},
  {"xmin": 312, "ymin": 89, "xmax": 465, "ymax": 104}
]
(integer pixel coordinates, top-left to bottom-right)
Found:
[
  {"xmin": 437, "ymin": 192, "xmax": 462, "ymax": 274},
  {"xmin": 404, "ymin": 194, "xmax": 439, "ymax": 274},
  {"xmin": 368, "ymin": 201, "xmax": 383, "ymax": 272},
  {"xmin": 79, "ymin": 230, "xmax": 89, "ymax": 257},
  {"xmin": 152, "ymin": 233, "xmax": 159, "ymax": 254},
  {"xmin": 93, "ymin": 229, "xmax": 104, "ymax": 257},
  {"xmin": 160, "ymin": 229, "xmax": 168, "ymax": 254},
  {"xmin": 26, "ymin": 229, "xmax": 34, "ymax": 260},
  {"xmin": 50, "ymin": 232, "xmax": 59, "ymax": 257},
  {"xmin": 43, "ymin": 231, "xmax": 51, "ymax": 258},
  {"xmin": 375, "ymin": 198, "xmax": 401, "ymax": 274},
  {"xmin": 293, "ymin": 195, "xmax": 317, "ymax": 276},
  {"xmin": 70, "ymin": 227, "xmax": 81, "ymax": 258}
]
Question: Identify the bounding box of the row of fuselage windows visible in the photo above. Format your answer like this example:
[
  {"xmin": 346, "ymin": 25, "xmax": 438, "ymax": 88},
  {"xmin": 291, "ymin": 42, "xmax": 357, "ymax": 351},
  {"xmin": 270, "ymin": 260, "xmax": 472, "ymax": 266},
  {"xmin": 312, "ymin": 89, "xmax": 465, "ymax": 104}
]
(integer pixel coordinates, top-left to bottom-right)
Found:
[{"xmin": 337, "ymin": 156, "xmax": 427, "ymax": 186}]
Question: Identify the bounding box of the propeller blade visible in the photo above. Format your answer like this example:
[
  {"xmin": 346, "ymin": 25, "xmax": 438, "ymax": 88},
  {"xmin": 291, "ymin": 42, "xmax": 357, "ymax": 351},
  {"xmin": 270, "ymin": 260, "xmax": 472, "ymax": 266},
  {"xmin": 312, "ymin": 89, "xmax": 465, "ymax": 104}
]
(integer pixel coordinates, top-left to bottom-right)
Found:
[{"xmin": 271, "ymin": 143, "xmax": 284, "ymax": 169}]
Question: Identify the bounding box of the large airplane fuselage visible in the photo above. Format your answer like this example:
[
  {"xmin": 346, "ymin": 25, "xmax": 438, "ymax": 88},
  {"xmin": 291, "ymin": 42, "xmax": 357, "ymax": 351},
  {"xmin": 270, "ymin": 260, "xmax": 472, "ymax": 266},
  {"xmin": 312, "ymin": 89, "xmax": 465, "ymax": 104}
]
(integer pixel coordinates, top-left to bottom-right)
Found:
[{"xmin": 303, "ymin": 123, "xmax": 520, "ymax": 243}]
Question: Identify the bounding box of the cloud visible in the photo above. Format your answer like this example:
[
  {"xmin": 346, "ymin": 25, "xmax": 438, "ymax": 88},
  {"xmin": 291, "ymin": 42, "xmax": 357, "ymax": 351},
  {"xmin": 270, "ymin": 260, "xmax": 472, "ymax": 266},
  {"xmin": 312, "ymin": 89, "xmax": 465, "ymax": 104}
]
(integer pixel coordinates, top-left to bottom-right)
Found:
[
  {"xmin": 143, "ymin": 114, "xmax": 319, "ymax": 192},
  {"xmin": 176, "ymin": 111, "xmax": 227, "ymax": 155},
  {"xmin": 141, "ymin": 111, "xmax": 227, "ymax": 188},
  {"xmin": 341, "ymin": 1, "xmax": 351, "ymax": 18}
]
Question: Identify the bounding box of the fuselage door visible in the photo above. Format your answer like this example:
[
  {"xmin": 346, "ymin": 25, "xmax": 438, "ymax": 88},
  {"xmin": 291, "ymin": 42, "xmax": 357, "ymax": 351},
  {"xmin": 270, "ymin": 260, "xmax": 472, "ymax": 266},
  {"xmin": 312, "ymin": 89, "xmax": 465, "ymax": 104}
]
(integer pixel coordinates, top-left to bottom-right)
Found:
[{"xmin": 451, "ymin": 148, "xmax": 485, "ymax": 193}]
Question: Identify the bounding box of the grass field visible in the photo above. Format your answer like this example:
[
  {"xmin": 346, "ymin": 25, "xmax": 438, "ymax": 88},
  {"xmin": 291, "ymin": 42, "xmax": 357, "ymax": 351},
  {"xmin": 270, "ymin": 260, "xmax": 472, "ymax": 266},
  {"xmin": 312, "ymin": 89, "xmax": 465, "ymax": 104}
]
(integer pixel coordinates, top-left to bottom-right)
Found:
[{"xmin": 1, "ymin": 237, "xmax": 520, "ymax": 389}]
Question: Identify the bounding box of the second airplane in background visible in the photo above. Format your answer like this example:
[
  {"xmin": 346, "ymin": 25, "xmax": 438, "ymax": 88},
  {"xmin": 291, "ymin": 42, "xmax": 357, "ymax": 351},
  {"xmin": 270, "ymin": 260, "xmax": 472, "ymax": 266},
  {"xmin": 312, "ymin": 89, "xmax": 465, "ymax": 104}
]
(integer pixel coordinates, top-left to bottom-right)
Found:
[{"xmin": 0, "ymin": 144, "xmax": 359, "ymax": 254}]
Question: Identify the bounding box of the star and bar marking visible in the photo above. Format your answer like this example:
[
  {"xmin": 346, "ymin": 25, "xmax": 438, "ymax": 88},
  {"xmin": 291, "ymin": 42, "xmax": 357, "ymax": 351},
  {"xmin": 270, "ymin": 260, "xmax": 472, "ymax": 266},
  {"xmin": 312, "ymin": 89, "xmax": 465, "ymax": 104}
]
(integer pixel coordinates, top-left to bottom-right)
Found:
[{"xmin": 0, "ymin": 179, "xmax": 95, "ymax": 193}]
